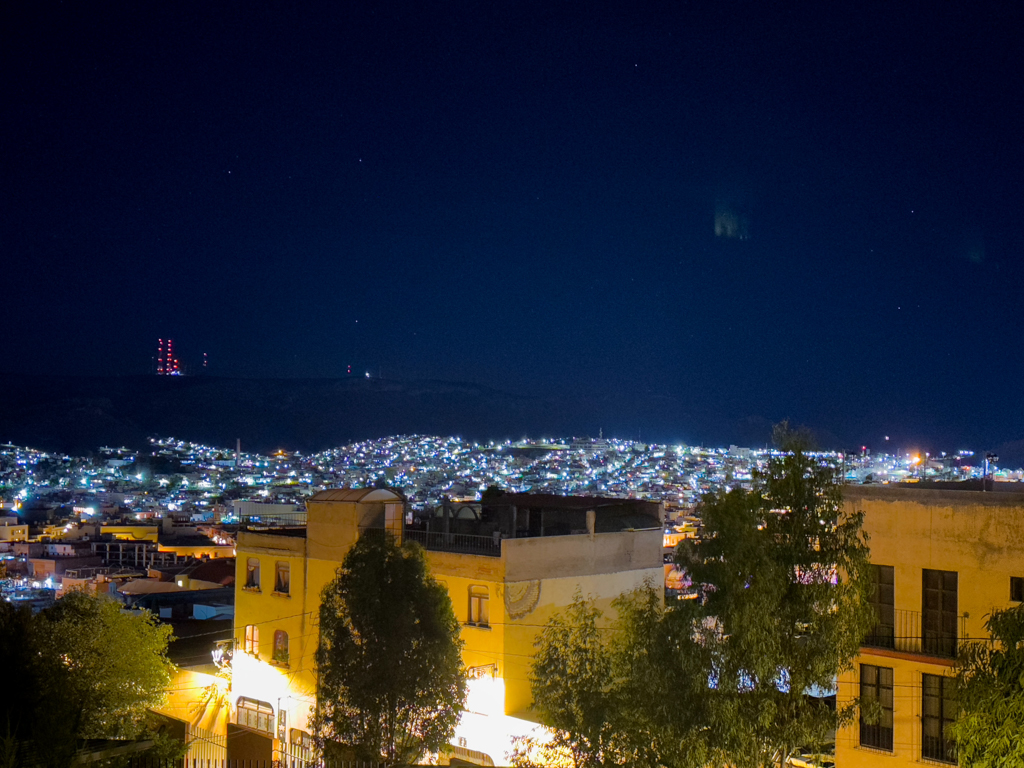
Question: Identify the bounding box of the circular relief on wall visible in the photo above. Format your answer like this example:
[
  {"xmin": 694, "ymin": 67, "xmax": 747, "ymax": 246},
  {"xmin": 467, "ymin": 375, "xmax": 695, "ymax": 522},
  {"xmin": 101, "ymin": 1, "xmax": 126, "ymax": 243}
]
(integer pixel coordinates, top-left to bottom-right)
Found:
[{"xmin": 504, "ymin": 580, "xmax": 542, "ymax": 619}]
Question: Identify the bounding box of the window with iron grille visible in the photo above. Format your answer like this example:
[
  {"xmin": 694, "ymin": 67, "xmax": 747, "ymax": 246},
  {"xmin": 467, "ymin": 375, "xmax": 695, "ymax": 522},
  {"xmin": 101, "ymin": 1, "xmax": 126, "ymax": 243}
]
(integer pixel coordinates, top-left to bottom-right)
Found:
[
  {"xmin": 859, "ymin": 664, "xmax": 894, "ymax": 751},
  {"xmin": 922, "ymin": 673, "xmax": 957, "ymax": 763}
]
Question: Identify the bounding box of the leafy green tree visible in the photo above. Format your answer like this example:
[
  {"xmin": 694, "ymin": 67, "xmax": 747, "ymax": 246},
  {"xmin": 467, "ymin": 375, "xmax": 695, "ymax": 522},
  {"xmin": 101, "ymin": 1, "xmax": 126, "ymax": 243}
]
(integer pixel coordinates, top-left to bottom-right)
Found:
[
  {"xmin": 518, "ymin": 585, "xmax": 712, "ymax": 768},
  {"xmin": 313, "ymin": 533, "xmax": 467, "ymax": 764},
  {"xmin": 518, "ymin": 425, "xmax": 874, "ymax": 768},
  {"xmin": 34, "ymin": 590, "xmax": 175, "ymax": 740},
  {"xmin": 610, "ymin": 586, "xmax": 715, "ymax": 768},
  {"xmin": 0, "ymin": 601, "xmax": 43, "ymax": 767},
  {"xmin": 949, "ymin": 604, "xmax": 1024, "ymax": 766},
  {"xmin": 675, "ymin": 441, "xmax": 875, "ymax": 767},
  {"xmin": 518, "ymin": 590, "xmax": 615, "ymax": 768},
  {"xmin": 0, "ymin": 592, "xmax": 175, "ymax": 768}
]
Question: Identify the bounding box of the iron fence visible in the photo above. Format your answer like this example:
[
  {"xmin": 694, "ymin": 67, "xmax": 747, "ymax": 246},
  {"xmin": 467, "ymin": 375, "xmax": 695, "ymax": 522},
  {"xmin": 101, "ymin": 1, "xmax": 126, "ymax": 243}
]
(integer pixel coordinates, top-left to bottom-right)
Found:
[
  {"xmin": 240, "ymin": 511, "xmax": 308, "ymax": 530},
  {"xmin": 402, "ymin": 528, "xmax": 502, "ymax": 557}
]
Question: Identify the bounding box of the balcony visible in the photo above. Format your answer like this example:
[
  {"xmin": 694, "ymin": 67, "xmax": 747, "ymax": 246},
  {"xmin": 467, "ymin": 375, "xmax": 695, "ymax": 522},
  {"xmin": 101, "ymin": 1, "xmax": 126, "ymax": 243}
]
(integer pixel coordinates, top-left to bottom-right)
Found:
[
  {"xmin": 240, "ymin": 510, "xmax": 307, "ymax": 530},
  {"xmin": 402, "ymin": 528, "xmax": 502, "ymax": 557},
  {"xmin": 863, "ymin": 608, "xmax": 968, "ymax": 658}
]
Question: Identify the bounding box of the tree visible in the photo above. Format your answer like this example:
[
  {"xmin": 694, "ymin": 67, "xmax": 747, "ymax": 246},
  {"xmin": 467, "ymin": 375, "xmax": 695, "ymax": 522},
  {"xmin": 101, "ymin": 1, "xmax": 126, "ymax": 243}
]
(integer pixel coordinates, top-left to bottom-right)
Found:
[
  {"xmin": 313, "ymin": 533, "xmax": 467, "ymax": 764},
  {"xmin": 518, "ymin": 590, "xmax": 615, "ymax": 768},
  {"xmin": 34, "ymin": 590, "xmax": 175, "ymax": 740},
  {"xmin": 610, "ymin": 586, "xmax": 715, "ymax": 768},
  {"xmin": 518, "ymin": 585, "xmax": 712, "ymax": 768},
  {"xmin": 520, "ymin": 426, "xmax": 874, "ymax": 768},
  {"xmin": 0, "ymin": 591, "xmax": 174, "ymax": 768},
  {"xmin": 948, "ymin": 603, "xmax": 1024, "ymax": 766},
  {"xmin": 674, "ymin": 441, "xmax": 875, "ymax": 767}
]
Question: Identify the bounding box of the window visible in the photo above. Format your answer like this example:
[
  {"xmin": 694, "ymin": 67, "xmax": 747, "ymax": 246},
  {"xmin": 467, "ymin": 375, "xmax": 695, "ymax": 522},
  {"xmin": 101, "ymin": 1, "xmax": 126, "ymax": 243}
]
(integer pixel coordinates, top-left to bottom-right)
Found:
[
  {"xmin": 923, "ymin": 569, "xmax": 958, "ymax": 657},
  {"xmin": 859, "ymin": 664, "xmax": 893, "ymax": 751},
  {"xmin": 468, "ymin": 586, "xmax": 489, "ymax": 627},
  {"xmin": 922, "ymin": 673, "xmax": 957, "ymax": 763},
  {"xmin": 244, "ymin": 624, "xmax": 259, "ymax": 655},
  {"xmin": 237, "ymin": 696, "xmax": 274, "ymax": 733},
  {"xmin": 273, "ymin": 629, "xmax": 289, "ymax": 664},
  {"xmin": 245, "ymin": 557, "xmax": 260, "ymax": 590},
  {"xmin": 865, "ymin": 564, "xmax": 895, "ymax": 649},
  {"xmin": 290, "ymin": 728, "xmax": 313, "ymax": 750},
  {"xmin": 1012, "ymin": 576, "xmax": 1024, "ymax": 602},
  {"xmin": 275, "ymin": 561, "xmax": 290, "ymax": 594}
]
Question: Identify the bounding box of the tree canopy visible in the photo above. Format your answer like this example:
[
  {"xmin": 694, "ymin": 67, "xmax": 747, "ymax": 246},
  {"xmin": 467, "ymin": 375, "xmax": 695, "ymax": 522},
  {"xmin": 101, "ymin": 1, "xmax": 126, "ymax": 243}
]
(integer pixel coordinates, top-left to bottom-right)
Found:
[
  {"xmin": 0, "ymin": 590, "xmax": 174, "ymax": 768},
  {"xmin": 525, "ymin": 439, "xmax": 874, "ymax": 768},
  {"xmin": 521, "ymin": 590, "xmax": 615, "ymax": 768},
  {"xmin": 313, "ymin": 532, "xmax": 467, "ymax": 764},
  {"xmin": 949, "ymin": 603, "xmax": 1024, "ymax": 766},
  {"xmin": 674, "ymin": 446, "xmax": 875, "ymax": 767}
]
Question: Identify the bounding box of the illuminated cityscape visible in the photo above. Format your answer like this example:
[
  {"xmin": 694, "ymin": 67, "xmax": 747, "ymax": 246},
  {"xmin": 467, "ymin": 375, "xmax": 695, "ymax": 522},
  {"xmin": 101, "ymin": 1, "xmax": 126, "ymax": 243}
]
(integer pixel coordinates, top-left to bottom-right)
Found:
[
  {"xmin": 5, "ymin": 0, "xmax": 1023, "ymax": 761},
  {"xmin": 3, "ymin": 435, "xmax": 1018, "ymax": 524}
]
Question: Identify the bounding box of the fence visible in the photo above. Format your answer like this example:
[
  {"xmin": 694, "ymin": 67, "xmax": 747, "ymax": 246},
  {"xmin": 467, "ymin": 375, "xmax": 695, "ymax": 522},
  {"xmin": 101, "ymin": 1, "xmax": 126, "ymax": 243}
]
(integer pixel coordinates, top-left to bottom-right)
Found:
[
  {"xmin": 240, "ymin": 511, "xmax": 308, "ymax": 530},
  {"xmin": 128, "ymin": 761, "xmax": 386, "ymax": 768},
  {"xmin": 402, "ymin": 528, "xmax": 502, "ymax": 557},
  {"xmin": 184, "ymin": 724, "xmax": 227, "ymax": 763}
]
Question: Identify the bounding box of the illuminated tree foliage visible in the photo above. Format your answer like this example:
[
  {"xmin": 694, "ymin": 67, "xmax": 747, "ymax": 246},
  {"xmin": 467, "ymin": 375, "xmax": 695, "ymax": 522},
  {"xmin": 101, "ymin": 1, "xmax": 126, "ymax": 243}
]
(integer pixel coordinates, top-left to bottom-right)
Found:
[
  {"xmin": 673, "ymin": 435, "xmax": 875, "ymax": 768},
  {"xmin": 949, "ymin": 604, "xmax": 1024, "ymax": 766},
  {"xmin": 526, "ymin": 426, "xmax": 874, "ymax": 768},
  {"xmin": 0, "ymin": 591, "xmax": 174, "ymax": 768},
  {"xmin": 313, "ymin": 533, "xmax": 467, "ymax": 765},
  {"xmin": 517, "ymin": 590, "xmax": 616, "ymax": 768},
  {"xmin": 35, "ymin": 590, "xmax": 175, "ymax": 739},
  {"xmin": 517, "ymin": 585, "xmax": 711, "ymax": 768}
]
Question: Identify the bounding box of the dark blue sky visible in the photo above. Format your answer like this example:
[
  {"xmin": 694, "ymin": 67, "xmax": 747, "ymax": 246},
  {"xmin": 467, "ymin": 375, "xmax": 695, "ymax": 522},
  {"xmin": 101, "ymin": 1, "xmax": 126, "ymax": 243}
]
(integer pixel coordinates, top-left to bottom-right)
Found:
[{"xmin": 3, "ymin": 1, "xmax": 1023, "ymax": 451}]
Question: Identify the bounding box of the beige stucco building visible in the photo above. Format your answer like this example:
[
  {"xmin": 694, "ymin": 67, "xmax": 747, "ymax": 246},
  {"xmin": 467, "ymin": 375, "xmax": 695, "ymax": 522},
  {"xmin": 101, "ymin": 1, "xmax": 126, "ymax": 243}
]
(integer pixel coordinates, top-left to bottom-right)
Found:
[
  {"xmin": 836, "ymin": 485, "xmax": 1024, "ymax": 767},
  {"xmin": 225, "ymin": 489, "xmax": 664, "ymax": 765}
]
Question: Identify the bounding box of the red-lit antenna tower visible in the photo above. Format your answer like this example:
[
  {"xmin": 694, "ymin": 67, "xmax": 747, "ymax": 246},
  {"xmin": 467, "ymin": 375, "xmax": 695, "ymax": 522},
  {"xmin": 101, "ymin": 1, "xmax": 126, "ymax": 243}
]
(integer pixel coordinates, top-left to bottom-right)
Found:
[
  {"xmin": 167, "ymin": 339, "xmax": 180, "ymax": 375},
  {"xmin": 156, "ymin": 337, "xmax": 185, "ymax": 375}
]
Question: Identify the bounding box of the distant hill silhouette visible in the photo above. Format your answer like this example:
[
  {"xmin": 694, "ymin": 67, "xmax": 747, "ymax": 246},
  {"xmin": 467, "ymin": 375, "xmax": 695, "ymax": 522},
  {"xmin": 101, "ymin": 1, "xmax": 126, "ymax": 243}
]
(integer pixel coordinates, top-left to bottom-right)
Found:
[{"xmin": 0, "ymin": 374, "xmax": 780, "ymax": 455}]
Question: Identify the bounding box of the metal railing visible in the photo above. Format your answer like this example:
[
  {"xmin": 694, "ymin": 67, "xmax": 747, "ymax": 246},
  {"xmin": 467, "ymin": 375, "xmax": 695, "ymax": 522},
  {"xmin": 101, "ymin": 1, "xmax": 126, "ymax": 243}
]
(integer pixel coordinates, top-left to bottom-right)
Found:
[
  {"xmin": 241, "ymin": 511, "xmax": 307, "ymax": 530},
  {"xmin": 402, "ymin": 528, "xmax": 502, "ymax": 557},
  {"xmin": 863, "ymin": 608, "xmax": 967, "ymax": 658}
]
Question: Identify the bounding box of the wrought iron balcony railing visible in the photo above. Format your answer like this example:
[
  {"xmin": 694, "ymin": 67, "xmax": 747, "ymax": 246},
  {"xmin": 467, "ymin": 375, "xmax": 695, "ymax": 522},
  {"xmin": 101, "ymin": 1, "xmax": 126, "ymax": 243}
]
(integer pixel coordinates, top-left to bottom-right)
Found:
[{"xmin": 863, "ymin": 608, "xmax": 967, "ymax": 658}]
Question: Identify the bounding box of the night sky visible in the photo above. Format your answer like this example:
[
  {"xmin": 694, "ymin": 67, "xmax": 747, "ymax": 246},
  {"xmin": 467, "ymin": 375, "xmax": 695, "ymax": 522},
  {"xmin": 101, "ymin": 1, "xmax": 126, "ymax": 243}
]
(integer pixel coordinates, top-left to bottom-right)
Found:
[{"xmin": 4, "ymin": 1, "xmax": 1023, "ymax": 451}]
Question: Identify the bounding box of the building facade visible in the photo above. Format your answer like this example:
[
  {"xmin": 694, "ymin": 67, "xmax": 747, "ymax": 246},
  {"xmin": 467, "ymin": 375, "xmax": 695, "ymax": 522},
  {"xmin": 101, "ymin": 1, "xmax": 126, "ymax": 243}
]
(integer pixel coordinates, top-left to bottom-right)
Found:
[
  {"xmin": 836, "ymin": 485, "xmax": 1024, "ymax": 767},
  {"xmin": 228, "ymin": 489, "xmax": 664, "ymax": 765}
]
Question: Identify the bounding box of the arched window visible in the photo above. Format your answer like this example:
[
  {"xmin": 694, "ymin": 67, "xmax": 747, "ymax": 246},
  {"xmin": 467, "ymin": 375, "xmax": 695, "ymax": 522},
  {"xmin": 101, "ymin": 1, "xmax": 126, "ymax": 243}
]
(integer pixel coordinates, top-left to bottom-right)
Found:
[
  {"xmin": 468, "ymin": 586, "xmax": 489, "ymax": 627},
  {"xmin": 245, "ymin": 557, "xmax": 261, "ymax": 590},
  {"xmin": 275, "ymin": 561, "xmax": 290, "ymax": 594},
  {"xmin": 273, "ymin": 629, "xmax": 289, "ymax": 664},
  {"xmin": 244, "ymin": 624, "xmax": 259, "ymax": 655},
  {"xmin": 237, "ymin": 696, "xmax": 274, "ymax": 733}
]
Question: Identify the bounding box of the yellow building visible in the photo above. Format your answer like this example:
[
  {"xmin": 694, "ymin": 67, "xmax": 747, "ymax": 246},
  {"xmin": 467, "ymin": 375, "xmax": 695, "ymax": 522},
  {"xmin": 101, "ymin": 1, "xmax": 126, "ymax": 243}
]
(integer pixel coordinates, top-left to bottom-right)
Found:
[
  {"xmin": 836, "ymin": 485, "xmax": 1024, "ymax": 767},
  {"xmin": 228, "ymin": 489, "xmax": 664, "ymax": 765}
]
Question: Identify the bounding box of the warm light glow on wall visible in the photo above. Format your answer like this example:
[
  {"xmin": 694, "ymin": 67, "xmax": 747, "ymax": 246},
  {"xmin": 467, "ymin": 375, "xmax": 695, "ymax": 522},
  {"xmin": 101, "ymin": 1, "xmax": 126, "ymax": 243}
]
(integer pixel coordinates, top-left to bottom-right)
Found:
[
  {"xmin": 231, "ymin": 648, "xmax": 293, "ymax": 702},
  {"xmin": 465, "ymin": 673, "xmax": 505, "ymax": 718}
]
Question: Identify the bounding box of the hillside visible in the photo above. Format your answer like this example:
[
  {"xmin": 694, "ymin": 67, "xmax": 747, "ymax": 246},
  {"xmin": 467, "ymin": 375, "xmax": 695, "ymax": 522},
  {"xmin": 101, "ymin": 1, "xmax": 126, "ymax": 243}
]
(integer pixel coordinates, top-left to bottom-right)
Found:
[{"xmin": 0, "ymin": 374, "xmax": 744, "ymax": 455}]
